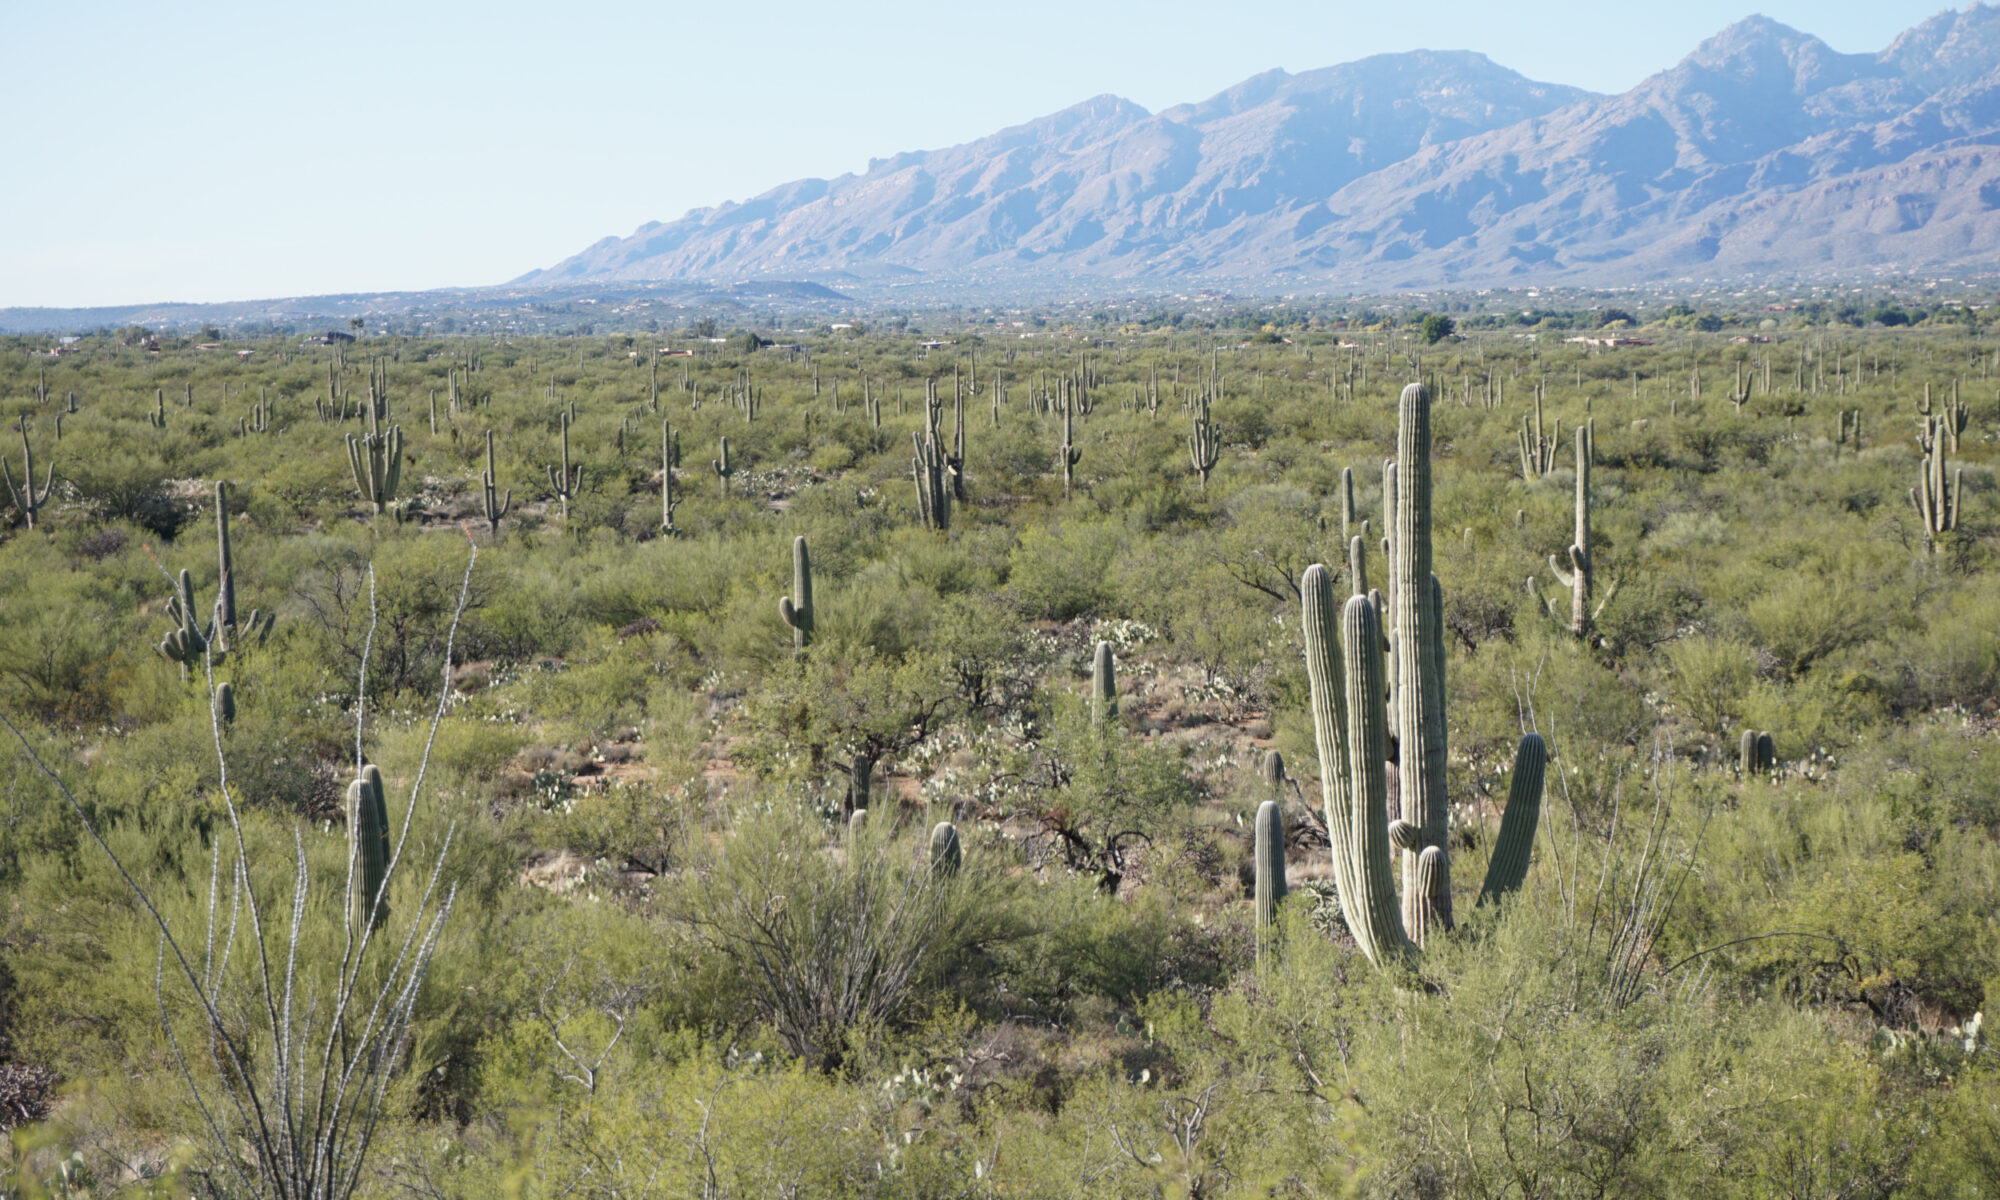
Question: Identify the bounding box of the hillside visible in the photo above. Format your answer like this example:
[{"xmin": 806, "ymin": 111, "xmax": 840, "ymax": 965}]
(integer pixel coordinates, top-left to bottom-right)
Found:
[{"xmin": 524, "ymin": 7, "xmax": 2000, "ymax": 288}]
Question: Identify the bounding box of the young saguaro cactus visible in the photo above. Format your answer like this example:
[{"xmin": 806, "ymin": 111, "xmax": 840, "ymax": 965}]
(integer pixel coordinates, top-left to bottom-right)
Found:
[
  {"xmin": 158, "ymin": 568, "xmax": 217, "ymax": 680},
  {"xmin": 779, "ymin": 535, "xmax": 814, "ymax": 653},
  {"xmin": 1, "ymin": 420, "xmax": 54, "ymax": 530},
  {"xmin": 1254, "ymin": 799, "xmax": 1288, "ymax": 938},
  {"xmin": 930, "ymin": 821, "xmax": 962, "ymax": 877},
  {"xmin": 1090, "ymin": 640, "xmax": 1117, "ymax": 724},
  {"xmin": 1476, "ymin": 733, "xmax": 1547, "ymax": 908},
  {"xmin": 348, "ymin": 765, "xmax": 392, "ymax": 931}
]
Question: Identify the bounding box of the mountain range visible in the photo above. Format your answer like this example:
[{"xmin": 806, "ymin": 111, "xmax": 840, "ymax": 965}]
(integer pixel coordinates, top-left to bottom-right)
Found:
[{"xmin": 522, "ymin": 7, "xmax": 2000, "ymax": 290}]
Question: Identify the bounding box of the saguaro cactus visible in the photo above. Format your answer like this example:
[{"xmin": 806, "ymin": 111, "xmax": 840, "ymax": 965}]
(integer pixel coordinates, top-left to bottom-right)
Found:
[
  {"xmin": 546, "ymin": 411, "xmax": 583, "ymax": 520},
  {"xmin": 1739, "ymin": 729, "xmax": 1776, "ymax": 776},
  {"xmin": 1254, "ymin": 799, "xmax": 1287, "ymax": 937},
  {"xmin": 1391, "ymin": 383, "xmax": 1450, "ymax": 935},
  {"xmin": 348, "ymin": 765, "xmax": 392, "ymax": 931},
  {"xmin": 1, "ymin": 421, "xmax": 54, "ymax": 530},
  {"xmin": 1188, "ymin": 396, "xmax": 1219, "ymax": 490},
  {"xmin": 1090, "ymin": 640, "xmax": 1117, "ymax": 724},
  {"xmin": 1911, "ymin": 444, "xmax": 1961, "ymax": 550},
  {"xmin": 913, "ymin": 426, "xmax": 953, "ymax": 532},
  {"xmin": 344, "ymin": 396, "xmax": 403, "ymax": 514},
  {"xmin": 1058, "ymin": 397, "xmax": 1082, "ymax": 500},
  {"xmin": 481, "ymin": 429, "xmax": 512, "ymax": 534},
  {"xmin": 779, "ymin": 535, "xmax": 815, "ymax": 653},
  {"xmin": 1544, "ymin": 424, "xmax": 1615, "ymax": 638},
  {"xmin": 1301, "ymin": 384, "xmax": 1546, "ymax": 967},
  {"xmin": 157, "ymin": 568, "xmax": 216, "ymax": 679},
  {"xmin": 1475, "ymin": 733, "xmax": 1546, "ymax": 907},
  {"xmin": 930, "ymin": 821, "xmax": 962, "ymax": 877},
  {"xmin": 660, "ymin": 420, "xmax": 683, "ymax": 534},
  {"xmin": 1261, "ymin": 749, "xmax": 1286, "ymax": 789},
  {"xmin": 712, "ymin": 436, "xmax": 735, "ymax": 496},
  {"xmin": 209, "ymin": 481, "xmax": 272, "ymax": 652}
]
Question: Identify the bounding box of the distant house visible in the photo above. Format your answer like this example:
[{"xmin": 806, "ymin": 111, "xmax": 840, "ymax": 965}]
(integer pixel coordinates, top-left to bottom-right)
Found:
[{"xmin": 304, "ymin": 329, "xmax": 358, "ymax": 345}]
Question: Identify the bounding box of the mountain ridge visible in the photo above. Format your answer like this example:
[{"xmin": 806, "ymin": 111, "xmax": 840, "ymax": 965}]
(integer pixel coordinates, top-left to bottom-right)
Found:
[{"xmin": 525, "ymin": 8, "xmax": 2000, "ymax": 289}]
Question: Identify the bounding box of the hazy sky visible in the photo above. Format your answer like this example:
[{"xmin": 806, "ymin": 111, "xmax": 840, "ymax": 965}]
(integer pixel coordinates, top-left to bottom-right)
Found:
[{"xmin": 0, "ymin": 0, "xmax": 1962, "ymax": 308}]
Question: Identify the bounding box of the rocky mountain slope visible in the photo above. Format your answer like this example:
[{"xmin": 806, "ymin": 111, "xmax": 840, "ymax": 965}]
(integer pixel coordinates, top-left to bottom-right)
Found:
[{"xmin": 523, "ymin": 7, "xmax": 2000, "ymax": 288}]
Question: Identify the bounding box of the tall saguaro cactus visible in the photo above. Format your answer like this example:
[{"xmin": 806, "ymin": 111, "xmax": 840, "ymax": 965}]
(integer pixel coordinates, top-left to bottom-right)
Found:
[
  {"xmin": 212, "ymin": 482, "xmax": 274, "ymax": 655},
  {"xmin": 1, "ymin": 420, "xmax": 54, "ymax": 530},
  {"xmin": 1911, "ymin": 442, "xmax": 1961, "ymax": 550},
  {"xmin": 779, "ymin": 535, "xmax": 815, "ymax": 653},
  {"xmin": 1188, "ymin": 396, "xmax": 1219, "ymax": 490},
  {"xmin": 1545, "ymin": 424, "xmax": 1615, "ymax": 638},
  {"xmin": 1301, "ymin": 383, "xmax": 1547, "ymax": 967},
  {"xmin": 913, "ymin": 425, "xmax": 954, "ymax": 531},
  {"xmin": 546, "ymin": 411, "xmax": 583, "ymax": 520},
  {"xmin": 660, "ymin": 420, "xmax": 683, "ymax": 535},
  {"xmin": 481, "ymin": 429, "xmax": 512, "ymax": 535},
  {"xmin": 1058, "ymin": 397, "xmax": 1081, "ymax": 500},
  {"xmin": 1391, "ymin": 383, "xmax": 1450, "ymax": 934}
]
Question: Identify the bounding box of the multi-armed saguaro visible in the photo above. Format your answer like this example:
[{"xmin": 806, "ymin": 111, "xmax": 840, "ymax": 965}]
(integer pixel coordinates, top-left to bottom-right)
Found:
[
  {"xmin": 546, "ymin": 411, "xmax": 583, "ymax": 520},
  {"xmin": 1058, "ymin": 396, "xmax": 1081, "ymax": 500},
  {"xmin": 1187, "ymin": 395, "xmax": 1219, "ymax": 490},
  {"xmin": 345, "ymin": 389, "xmax": 403, "ymax": 514},
  {"xmin": 1301, "ymin": 383, "xmax": 1547, "ymax": 966},
  {"xmin": 2, "ymin": 420, "xmax": 54, "ymax": 530},
  {"xmin": 1543, "ymin": 424, "xmax": 1616, "ymax": 639}
]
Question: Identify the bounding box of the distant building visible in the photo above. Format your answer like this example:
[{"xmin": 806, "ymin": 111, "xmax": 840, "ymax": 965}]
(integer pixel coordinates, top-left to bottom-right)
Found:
[{"xmin": 304, "ymin": 330, "xmax": 358, "ymax": 346}]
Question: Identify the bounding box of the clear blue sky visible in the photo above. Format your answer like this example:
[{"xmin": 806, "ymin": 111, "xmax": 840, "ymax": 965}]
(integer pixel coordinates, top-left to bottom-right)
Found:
[{"xmin": 0, "ymin": 0, "xmax": 1962, "ymax": 308}]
